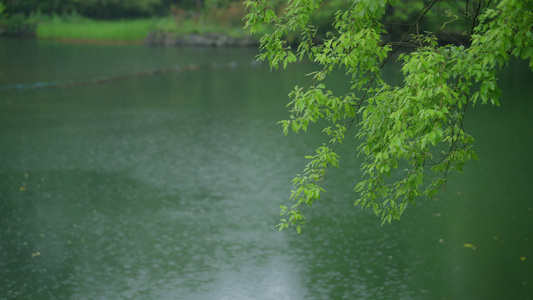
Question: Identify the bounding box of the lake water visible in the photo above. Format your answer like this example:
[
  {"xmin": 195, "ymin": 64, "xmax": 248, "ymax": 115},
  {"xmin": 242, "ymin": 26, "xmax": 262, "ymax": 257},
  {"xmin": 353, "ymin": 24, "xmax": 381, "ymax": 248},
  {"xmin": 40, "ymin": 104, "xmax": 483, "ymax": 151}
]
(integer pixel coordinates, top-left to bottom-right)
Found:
[{"xmin": 1, "ymin": 38, "xmax": 532, "ymax": 300}]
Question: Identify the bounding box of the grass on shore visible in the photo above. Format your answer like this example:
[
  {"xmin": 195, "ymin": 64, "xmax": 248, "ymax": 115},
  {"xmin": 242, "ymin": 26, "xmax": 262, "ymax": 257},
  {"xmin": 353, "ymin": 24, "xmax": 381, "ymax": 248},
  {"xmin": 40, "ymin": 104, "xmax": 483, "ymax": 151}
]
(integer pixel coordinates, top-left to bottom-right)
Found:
[
  {"xmin": 35, "ymin": 14, "xmax": 249, "ymax": 42},
  {"xmin": 36, "ymin": 16, "xmax": 156, "ymax": 41}
]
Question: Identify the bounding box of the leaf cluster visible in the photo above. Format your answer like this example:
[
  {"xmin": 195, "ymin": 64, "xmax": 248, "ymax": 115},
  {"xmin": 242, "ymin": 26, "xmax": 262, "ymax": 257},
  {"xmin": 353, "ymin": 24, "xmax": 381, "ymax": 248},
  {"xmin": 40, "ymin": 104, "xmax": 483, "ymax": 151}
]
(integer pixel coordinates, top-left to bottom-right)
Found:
[{"xmin": 244, "ymin": 0, "xmax": 533, "ymax": 232}]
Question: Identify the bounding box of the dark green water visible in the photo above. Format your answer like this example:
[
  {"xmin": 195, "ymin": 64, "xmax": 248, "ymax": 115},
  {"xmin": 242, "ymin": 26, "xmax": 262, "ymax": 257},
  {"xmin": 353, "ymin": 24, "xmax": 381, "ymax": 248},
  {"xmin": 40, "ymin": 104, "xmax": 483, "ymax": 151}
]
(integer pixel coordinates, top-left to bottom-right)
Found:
[{"xmin": 0, "ymin": 38, "xmax": 532, "ymax": 300}]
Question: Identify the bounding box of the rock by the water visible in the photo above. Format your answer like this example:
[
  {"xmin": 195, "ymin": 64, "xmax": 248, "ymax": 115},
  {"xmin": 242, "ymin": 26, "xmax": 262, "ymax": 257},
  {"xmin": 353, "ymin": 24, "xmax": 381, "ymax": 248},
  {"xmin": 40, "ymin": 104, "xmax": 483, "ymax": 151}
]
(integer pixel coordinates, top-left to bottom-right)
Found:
[{"xmin": 144, "ymin": 31, "xmax": 258, "ymax": 47}]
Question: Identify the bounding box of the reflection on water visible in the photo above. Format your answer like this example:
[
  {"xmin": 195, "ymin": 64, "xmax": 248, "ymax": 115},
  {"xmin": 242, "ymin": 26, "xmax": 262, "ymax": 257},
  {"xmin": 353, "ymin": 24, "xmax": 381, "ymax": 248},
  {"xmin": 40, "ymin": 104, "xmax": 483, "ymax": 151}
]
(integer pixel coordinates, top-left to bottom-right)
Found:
[{"xmin": 0, "ymin": 38, "xmax": 532, "ymax": 299}]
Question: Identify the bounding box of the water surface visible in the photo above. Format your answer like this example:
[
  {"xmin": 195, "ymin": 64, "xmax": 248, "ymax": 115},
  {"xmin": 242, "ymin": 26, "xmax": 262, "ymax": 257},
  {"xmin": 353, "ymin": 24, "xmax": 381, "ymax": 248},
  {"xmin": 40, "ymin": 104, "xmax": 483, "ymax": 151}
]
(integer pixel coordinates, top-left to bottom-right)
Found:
[{"xmin": 1, "ymin": 38, "xmax": 532, "ymax": 299}]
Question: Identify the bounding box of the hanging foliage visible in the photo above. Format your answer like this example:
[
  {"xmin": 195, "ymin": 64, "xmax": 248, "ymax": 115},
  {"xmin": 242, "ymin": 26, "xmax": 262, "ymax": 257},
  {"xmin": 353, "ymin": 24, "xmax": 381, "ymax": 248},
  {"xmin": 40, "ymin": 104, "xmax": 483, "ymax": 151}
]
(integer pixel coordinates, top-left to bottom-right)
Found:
[{"xmin": 244, "ymin": 0, "xmax": 533, "ymax": 232}]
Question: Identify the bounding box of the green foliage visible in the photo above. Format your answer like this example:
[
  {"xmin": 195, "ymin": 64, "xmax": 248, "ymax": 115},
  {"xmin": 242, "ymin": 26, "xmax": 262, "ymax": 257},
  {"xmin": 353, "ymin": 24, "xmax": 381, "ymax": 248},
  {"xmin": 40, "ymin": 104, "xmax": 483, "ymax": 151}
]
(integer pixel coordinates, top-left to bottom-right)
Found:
[
  {"xmin": 0, "ymin": 12, "xmax": 39, "ymax": 37},
  {"xmin": 0, "ymin": 0, "xmax": 248, "ymax": 19},
  {"xmin": 152, "ymin": 0, "xmax": 249, "ymax": 39},
  {"xmin": 245, "ymin": 0, "xmax": 533, "ymax": 232},
  {"xmin": 153, "ymin": 15, "xmax": 247, "ymax": 38},
  {"xmin": 36, "ymin": 16, "xmax": 157, "ymax": 41},
  {"xmin": 1, "ymin": 0, "xmax": 164, "ymax": 19}
]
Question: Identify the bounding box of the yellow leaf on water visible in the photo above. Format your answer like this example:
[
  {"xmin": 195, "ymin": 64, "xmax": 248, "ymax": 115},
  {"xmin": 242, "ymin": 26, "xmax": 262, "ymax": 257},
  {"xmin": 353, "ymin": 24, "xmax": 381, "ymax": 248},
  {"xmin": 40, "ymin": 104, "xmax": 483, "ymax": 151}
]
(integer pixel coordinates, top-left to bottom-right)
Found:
[
  {"xmin": 520, "ymin": 257, "xmax": 526, "ymax": 261},
  {"xmin": 19, "ymin": 186, "xmax": 26, "ymax": 192},
  {"xmin": 462, "ymin": 243, "xmax": 476, "ymax": 250}
]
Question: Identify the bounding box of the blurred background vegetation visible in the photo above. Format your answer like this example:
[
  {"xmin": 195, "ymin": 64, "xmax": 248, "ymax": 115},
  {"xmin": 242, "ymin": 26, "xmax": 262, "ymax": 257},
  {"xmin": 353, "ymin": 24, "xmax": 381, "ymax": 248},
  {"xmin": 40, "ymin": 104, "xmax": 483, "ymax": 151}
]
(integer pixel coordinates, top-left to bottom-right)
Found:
[
  {"xmin": 0, "ymin": 0, "xmax": 476, "ymax": 43},
  {"xmin": 0, "ymin": 0, "xmax": 251, "ymax": 40}
]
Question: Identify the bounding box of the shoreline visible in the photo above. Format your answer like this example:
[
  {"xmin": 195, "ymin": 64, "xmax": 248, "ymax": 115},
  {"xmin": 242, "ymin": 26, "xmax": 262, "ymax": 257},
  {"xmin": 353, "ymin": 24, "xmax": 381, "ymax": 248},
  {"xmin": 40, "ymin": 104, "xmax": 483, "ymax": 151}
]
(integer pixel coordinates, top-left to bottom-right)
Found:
[
  {"xmin": 41, "ymin": 37, "xmax": 145, "ymax": 45},
  {"xmin": 143, "ymin": 31, "xmax": 258, "ymax": 47},
  {"xmin": 2, "ymin": 32, "xmax": 259, "ymax": 48}
]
